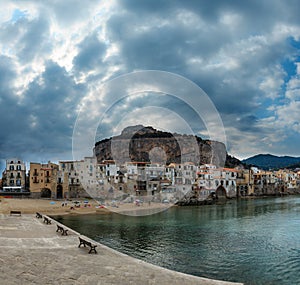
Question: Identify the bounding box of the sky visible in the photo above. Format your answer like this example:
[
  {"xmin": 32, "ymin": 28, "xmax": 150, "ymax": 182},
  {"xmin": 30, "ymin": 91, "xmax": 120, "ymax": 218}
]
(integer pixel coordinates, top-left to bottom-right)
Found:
[{"xmin": 1, "ymin": 0, "xmax": 300, "ymax": 171}]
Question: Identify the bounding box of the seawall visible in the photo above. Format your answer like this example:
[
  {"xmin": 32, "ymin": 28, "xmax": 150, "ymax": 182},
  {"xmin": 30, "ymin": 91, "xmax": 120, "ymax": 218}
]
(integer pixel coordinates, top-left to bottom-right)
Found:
[{"xmin": 0, "ymin": 213, "xmax": 243, "ymax": 285}]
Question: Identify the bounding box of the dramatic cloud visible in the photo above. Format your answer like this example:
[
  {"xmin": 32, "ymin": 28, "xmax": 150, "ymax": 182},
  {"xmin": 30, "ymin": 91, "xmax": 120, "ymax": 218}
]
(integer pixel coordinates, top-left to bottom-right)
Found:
[{"xmin": 1, "ymin": 0, "xmax": 300, "ymax": 172}]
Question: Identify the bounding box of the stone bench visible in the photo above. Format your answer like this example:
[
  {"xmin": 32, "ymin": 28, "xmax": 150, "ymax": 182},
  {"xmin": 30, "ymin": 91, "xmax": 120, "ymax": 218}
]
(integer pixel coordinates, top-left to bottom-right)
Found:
[
  {"xmin": 43, "ymin": 216, "xmax": 52, "ymax": 224},
  {"xmin": 56, "ymin": 224, "xmax": 68, "ymax": 236},
  {"xmin": 78, "ymin": 237, "xmax": 97, "ymax": 254},
  {"xmin": 10, "ymin": 210, "xmax": 21, "ymax": 216}
]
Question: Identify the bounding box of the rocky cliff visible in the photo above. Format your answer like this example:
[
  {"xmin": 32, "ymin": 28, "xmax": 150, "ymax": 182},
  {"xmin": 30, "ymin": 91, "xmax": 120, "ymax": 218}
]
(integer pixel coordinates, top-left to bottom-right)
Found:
[{"xmin": 94, "ymin": 125, "xmax": 241, "ymax": 167}]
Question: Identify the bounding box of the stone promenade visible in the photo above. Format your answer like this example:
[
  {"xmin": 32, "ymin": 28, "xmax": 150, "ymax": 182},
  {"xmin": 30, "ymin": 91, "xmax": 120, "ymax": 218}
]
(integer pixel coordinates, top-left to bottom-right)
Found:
[{"xmin": 0, "ymin": 214, "xmax": 243, "ymax": 285}]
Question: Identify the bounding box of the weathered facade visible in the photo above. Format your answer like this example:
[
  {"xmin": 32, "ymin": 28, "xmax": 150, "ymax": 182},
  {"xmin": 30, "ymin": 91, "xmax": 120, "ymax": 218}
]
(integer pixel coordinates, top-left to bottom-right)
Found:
[{"xmin": 29, "ymin": 162, "xmax": 60, "ymax": 199}]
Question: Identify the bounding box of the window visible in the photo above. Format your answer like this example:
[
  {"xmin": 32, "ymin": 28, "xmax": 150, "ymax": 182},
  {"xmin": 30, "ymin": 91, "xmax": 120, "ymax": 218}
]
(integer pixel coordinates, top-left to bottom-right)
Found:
[{"xmin": 9, "ymin": 165, "xmax": 14, "ymax": 170}]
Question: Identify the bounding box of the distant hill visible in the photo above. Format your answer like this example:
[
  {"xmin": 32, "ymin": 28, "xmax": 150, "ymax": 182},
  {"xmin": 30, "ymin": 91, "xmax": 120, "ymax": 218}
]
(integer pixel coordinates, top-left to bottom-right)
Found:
[
  {"xmin": 242, "ymin": 154, "xmax": 300, "ymax": 170},
  {"xmin": 94, "ymin": 125, "xmax": 243, "ymax": 168}
]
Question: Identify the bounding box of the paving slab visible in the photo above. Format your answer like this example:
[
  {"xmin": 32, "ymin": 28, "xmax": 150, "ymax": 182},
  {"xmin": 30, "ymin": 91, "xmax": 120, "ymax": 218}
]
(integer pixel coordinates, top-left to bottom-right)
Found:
[{"xmin": 0, "ymin": 214, "xmax": 243, "ymax": 285}]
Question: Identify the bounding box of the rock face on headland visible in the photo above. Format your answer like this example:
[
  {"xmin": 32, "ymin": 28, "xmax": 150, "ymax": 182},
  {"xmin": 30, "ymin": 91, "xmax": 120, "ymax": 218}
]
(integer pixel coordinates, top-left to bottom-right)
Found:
[{"xmin": 94, "ymin": 125, "xmax": 241, "ymax": 167}]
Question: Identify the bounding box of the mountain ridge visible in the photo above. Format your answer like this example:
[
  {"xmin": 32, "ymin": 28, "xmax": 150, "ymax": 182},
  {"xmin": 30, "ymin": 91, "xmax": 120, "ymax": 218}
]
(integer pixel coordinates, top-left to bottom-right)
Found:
[{"xmin": 242, "ymin": 154, "xmax": 300, "ymax": 169}]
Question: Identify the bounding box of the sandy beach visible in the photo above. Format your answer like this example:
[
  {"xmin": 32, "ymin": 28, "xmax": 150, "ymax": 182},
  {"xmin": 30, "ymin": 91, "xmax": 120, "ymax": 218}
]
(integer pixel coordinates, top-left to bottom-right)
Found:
[{"xmin": 0, "ymin": 197, "xmax": 172, "ymax": 216}]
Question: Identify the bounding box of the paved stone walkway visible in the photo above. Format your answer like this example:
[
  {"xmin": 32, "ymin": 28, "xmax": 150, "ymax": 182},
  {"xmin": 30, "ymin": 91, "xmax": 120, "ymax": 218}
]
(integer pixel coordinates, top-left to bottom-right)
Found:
[{"xmin": 0, "ymin": 214, "xmax": 243, "ymax": 285}]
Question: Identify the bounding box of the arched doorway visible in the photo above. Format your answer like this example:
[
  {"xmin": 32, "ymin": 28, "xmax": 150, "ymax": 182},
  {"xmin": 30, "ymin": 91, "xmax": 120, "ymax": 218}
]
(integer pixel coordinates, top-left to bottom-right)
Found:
[
  {"xmin": 57, "ymin": 185, "xmax": 63, "ymax": 199},
  {"xmin": 41, "ymin": 188, "xmax": 51, "ymax": 198},
  {"xmin": 216, "ymin": 186, "xmax": 227, "ymax": 199}
]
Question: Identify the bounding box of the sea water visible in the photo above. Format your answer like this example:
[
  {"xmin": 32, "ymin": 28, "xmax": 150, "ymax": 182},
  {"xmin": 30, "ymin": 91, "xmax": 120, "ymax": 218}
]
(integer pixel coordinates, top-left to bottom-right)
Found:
[{"xmin": 53, "ymin": 196, "xmax": 300, "ymax": 285}]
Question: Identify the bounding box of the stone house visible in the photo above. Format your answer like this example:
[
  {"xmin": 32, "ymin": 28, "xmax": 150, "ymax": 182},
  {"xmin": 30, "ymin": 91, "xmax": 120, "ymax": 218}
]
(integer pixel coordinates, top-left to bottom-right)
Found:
[{"xmin": 29, "ymin": 161, "xmax": 59, "ymax": 198}]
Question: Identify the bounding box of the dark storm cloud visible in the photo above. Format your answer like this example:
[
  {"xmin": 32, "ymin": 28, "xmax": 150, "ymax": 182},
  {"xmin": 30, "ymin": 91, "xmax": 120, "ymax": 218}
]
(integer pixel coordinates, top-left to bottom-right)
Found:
[
  {"xmin": 0, "ymin": 55, "xmax": 16, "ymax": 98},
  {"xmin": 0, "ymin": 55, "xmax": 27, "ymax": 159},
  {"xmin": 102, "ymin": 0, "xmax": 300, "ymax": 157},
  {"xmin": 1, "ymin": 0, "xmax": 300, "ymax": 165},
  {"xmin": 0, "ymin": 59, "xmax": 85, "ymax": 163},
  {"xmin": 18, "ymin": 16, "xmax": 51, "ymax": 62},
  {"xmin": 118, "ymin": 0, "xmax": 300, "ymax": 29},
  {"xmin": 106, "ymin": 9, "xmax": 230, "ymax": 72},
  {"xmin": 0, "ymin": 12, "xmax": 51, "ymax": 63},
  {"xmin": 73, "ymin": 31, "xmax": 107, "ymax": 72},
  {"xmin": 21, "ymin": 61, "xmax": 84, "ymax": 146},
  {"xmin": 105, "ymin": 0, "xmax": 299, "ymax": 129}
]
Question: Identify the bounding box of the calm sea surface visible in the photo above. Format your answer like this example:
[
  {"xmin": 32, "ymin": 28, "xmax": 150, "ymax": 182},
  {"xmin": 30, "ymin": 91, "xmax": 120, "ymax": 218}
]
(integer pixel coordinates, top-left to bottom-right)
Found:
[{"xmin": 53, "ymin": 197, "xmax": 300, "ymax": 285}]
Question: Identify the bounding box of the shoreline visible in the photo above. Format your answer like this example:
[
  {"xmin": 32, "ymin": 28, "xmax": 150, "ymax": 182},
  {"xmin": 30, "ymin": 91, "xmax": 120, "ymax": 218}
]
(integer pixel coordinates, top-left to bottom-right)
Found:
[
  {"xmin": 0, "ymin": 197, "xmax": 175, "ymax": 216},
  {"xmin": 1, "ymin": 194, "xmax": 298, "ymax": 216}
]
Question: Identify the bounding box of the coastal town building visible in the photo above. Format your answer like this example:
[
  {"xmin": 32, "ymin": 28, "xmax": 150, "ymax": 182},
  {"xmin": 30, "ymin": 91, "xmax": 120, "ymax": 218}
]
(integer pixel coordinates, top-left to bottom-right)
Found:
[
  {"xmin": 1, "ymin": 158, "xmax": 27, "ymax": 194},
  {"xmin": 236, "ymin": 168, "xmax": 254, "ymax": 196},
  {"xmin": 29, "ymin": 162, "xmax": 59, "ymax": 198},
  {"xmin": 253, "ymin": 170, "xmax": 277, "ymax": 195},
  {"xmin": 194, "ymin": 164, "xmax": 237, "ymax": 200},
  {"xmin": 58, "ymin": 157, "xmax": 110, "ymax": 199},
  {"xmin": 58, "ymin": 160, "xmax": 83, "ymax": 198},
  {"xmin": 2, "ymin": 154, "xmax": 300, "ymax": 201},
  {"xmin": 173, "ymin": 163, "xmax": 197, "ymax": 197}
]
